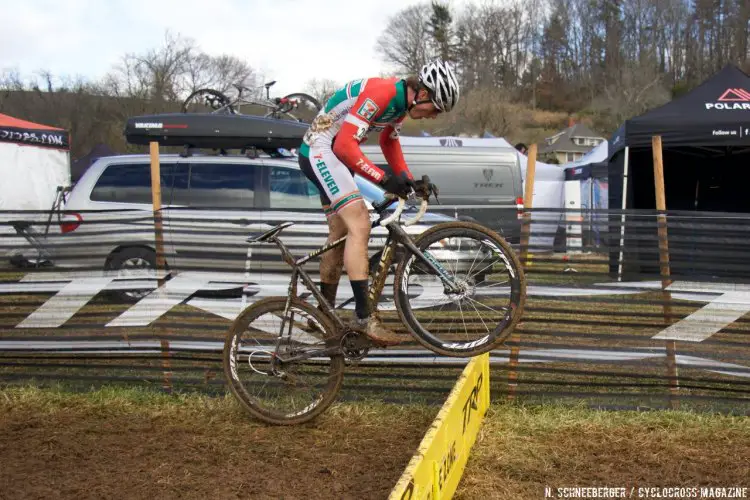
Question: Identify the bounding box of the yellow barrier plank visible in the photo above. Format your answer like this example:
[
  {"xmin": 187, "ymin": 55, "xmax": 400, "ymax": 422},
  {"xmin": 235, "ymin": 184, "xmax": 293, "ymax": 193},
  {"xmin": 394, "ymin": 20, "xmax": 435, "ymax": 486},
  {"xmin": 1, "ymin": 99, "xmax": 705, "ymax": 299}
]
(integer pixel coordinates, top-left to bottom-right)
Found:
[{"xmin": 389, "ymin": 352, "xmax": 490, "ymax": 500}]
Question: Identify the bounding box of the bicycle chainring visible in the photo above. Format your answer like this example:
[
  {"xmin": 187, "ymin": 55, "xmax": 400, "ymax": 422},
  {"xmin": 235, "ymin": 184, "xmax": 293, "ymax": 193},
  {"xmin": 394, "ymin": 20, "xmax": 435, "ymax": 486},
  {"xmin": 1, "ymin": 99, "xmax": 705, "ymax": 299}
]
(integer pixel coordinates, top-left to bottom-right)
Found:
[{"xmin": 340, "ymin": 331, "xmax": 370, "ymax": 361}]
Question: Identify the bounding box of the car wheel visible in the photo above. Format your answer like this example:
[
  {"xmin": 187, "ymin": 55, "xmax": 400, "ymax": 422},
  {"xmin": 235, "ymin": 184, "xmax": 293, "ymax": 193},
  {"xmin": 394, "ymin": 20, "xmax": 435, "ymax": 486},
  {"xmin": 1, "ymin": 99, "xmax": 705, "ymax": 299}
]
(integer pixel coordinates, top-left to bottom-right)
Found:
[{"xmin": 105, "ymin": 247, "xmax": 160, "ymax": 303}]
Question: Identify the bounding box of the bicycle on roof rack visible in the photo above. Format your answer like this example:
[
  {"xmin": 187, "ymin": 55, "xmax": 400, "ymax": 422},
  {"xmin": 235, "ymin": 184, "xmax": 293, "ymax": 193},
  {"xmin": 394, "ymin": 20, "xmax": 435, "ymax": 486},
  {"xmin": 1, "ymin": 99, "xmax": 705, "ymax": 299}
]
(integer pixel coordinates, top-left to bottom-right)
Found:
[
  {"xmin": 222, "ymin": 178, "xmax": 527, "ymax": 425},
  {"xmin": 181, "ymin": 80, "xmax": 321, "ymax": 122}
]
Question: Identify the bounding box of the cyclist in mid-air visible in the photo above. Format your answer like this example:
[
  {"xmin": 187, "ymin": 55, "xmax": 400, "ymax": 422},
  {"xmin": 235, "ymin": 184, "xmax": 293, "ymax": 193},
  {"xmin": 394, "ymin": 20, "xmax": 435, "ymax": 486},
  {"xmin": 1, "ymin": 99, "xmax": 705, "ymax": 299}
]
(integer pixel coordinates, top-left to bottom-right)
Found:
[{"xmin": 299, "ymin": 59, "xmax": 460, "ymax": 346}]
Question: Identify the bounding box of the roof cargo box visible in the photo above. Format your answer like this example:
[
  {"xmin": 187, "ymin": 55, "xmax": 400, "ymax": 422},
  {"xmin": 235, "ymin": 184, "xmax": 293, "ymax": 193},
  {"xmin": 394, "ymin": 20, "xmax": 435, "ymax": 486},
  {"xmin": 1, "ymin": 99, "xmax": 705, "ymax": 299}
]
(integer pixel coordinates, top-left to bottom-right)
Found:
[{"xmin": 124, "ymin": 113, "xmax": 308, "ymax": 150}]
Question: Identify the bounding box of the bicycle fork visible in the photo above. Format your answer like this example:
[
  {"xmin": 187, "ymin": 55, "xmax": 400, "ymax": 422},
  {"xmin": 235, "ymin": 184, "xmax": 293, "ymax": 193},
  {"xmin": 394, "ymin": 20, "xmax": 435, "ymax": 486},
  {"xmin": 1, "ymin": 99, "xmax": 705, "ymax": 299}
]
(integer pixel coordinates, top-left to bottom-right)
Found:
[{"xmin": 386, "ymin": 222, "xmax": 463, "ymax": 294}]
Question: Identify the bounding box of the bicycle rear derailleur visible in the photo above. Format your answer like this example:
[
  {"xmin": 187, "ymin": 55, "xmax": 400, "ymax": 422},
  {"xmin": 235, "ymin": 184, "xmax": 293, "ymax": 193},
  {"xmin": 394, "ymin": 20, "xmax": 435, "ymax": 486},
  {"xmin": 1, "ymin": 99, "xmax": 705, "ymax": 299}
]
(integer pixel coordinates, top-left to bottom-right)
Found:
[{"xmin": 340, "ymin": 330, "xmax": 370, "ymax": 362}]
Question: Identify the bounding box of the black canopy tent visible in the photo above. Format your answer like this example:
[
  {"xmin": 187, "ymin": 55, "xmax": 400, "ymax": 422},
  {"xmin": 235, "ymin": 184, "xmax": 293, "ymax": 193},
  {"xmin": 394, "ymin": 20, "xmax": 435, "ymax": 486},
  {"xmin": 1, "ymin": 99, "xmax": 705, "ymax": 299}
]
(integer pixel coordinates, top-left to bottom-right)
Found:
[{"xmin": 607, "ymin": 64, "xmax": 750, "ymax": 279}]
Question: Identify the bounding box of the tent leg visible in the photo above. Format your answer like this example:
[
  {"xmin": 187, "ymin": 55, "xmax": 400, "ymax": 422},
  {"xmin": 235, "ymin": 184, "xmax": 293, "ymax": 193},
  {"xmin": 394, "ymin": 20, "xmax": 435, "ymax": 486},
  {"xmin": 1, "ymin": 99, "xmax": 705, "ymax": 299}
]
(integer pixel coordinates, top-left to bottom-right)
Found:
[{"xmin": 617, "ymin": 146, "xmax": 630, "ymax": 282}]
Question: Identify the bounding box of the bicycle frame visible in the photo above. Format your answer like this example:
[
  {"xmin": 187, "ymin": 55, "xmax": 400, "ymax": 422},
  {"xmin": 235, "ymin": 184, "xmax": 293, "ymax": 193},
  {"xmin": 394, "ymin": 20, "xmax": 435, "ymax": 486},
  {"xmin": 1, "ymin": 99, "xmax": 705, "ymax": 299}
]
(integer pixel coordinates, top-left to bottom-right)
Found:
[
  {"xmin": 234, "ymin": 84, "xmax": 288, "ymax": 114},
  {"xmin": 261, "ymin": 216, "xmax": 462, "ymax": 363}
]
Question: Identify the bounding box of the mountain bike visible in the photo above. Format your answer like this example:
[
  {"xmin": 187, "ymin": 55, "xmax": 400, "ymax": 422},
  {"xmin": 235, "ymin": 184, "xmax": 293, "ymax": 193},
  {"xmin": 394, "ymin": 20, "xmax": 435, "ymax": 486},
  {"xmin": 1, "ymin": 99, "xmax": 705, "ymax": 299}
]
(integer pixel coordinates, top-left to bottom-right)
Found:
[
  {"xmin": 181, "ymin": 80, "xmax": 321, "ymax": 122},
  {"xmin": 223, "ymin": 182, "xmax": 526, "ymax": 425}
]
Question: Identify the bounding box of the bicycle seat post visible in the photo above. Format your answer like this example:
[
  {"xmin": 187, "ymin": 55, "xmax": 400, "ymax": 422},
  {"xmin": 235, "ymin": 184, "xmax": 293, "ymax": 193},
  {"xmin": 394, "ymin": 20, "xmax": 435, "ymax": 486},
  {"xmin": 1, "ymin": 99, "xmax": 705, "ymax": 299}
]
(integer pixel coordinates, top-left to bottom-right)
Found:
[
  {"xmin": 270, "ymin": 237, "xmax": 297, "ymax": 267},
  {"xmin": 268, "ymin": 236, "xmax": 306, "ymax": 300},
  {"xmin": 264, "ymin": 80, "xmax": 276, "ymax": 100}
]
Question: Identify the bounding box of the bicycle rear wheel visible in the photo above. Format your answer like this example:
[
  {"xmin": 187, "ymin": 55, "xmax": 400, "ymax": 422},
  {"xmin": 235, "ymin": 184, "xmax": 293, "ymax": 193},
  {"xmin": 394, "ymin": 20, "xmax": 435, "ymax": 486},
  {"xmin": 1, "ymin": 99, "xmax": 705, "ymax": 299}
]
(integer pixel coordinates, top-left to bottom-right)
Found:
[
  {"xmin": 223, "ymin": 296, "xmax": 344, "ymax": 425},
  {"xmin": 393, "ymin": 221, "xmax": 526, "ymax": 357}
]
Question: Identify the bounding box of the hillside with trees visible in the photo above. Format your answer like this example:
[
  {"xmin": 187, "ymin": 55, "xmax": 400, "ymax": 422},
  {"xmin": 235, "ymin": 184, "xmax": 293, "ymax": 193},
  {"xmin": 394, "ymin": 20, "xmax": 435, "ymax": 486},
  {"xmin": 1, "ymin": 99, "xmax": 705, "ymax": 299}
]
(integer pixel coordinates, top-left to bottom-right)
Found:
[
  {"xmin": 1, "ymin": 1, "xmax": 748, "ymax": 160},
  {"xmin": 380, "ymin": 0, "xmax": 750, "ymax": 143}
]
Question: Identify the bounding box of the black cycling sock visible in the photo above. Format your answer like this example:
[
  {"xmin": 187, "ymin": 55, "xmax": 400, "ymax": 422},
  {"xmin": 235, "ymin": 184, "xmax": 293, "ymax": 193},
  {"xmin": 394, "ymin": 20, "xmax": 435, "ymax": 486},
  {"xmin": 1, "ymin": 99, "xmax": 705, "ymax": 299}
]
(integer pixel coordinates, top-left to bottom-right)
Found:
[
  {"xmin": 319, "ymin": 282, "xmax": 338, "ymax": 310},
  {"xmin": 350, "ymin": 279, "xmax": 370, "ymax": 320}
]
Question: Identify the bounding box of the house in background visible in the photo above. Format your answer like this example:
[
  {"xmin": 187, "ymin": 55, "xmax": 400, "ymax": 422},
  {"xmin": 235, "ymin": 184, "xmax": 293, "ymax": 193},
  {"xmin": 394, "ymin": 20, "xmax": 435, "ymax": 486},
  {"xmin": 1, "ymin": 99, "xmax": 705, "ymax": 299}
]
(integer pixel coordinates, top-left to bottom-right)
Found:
[{"xmin": 539, "ymin": 122, "xmax": 605, "ymax": 164}]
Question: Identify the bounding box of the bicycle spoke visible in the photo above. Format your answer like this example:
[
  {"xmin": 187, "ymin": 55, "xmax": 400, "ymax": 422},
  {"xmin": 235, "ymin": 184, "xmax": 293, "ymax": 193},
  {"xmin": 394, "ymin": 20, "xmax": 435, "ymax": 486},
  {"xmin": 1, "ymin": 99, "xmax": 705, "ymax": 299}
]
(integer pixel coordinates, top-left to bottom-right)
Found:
[
  {"xmin": 456, "ymin": 293, "xmax": 469, "ymax": 341},
  {"xmin": 468, "ymin": 257, "xmax": 497, "ymax": 282},
  {"xmin": 465, "ymin": 240, "xmax": 485, "ymax": 278},
  {"xmin": 396, "ymin": 223, "xmax": 525, "ymax": 356},
  {"xmin": 464, "ymin": 296, "xmax": 491, "ymax": 335},
  {"xmin": 462, "ymin": 295, "xmax": 509, "ymax": 315},
  {"xmin": 223, "ymin": 297, "xmax": 343, "ymax": 425}
]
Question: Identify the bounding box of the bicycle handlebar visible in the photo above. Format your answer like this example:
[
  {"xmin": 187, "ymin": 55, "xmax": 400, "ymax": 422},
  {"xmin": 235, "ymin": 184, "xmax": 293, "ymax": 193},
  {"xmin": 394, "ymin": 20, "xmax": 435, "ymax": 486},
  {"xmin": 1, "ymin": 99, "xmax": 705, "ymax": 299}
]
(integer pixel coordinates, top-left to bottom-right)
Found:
[
  {"xmin": 376, "ymin": 193, "xmax": 429, "ymax": 227},
  {"xmin": 372, "ymin": 175, "xmax": 436, "ymax": 227}
]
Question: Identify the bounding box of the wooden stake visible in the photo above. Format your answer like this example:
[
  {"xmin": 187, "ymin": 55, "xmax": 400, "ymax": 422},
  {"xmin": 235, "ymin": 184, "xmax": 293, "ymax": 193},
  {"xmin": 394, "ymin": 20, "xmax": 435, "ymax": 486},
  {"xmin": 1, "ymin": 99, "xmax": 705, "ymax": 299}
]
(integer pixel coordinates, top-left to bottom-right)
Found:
[
  {"xmin": 508, "ymin": 143, "xmax": 537, "ymax": 401},
  {"xmin": 149, "ymin": 142, "xmax": 166, "ymax": 287},
  {"xmin": 160, "ymin": 339, "xmax": 173, "ymax": 393},
  {"xmin": 150, "ymin": 143, "xmax": 171, "ymax": 389},
  {"xmin": 519, "ymin": 143, "xmax": 537, "ymax": 266},
  {"xmin": 652, "ymin": 135, "xmax": 679, "ymax": 409}
]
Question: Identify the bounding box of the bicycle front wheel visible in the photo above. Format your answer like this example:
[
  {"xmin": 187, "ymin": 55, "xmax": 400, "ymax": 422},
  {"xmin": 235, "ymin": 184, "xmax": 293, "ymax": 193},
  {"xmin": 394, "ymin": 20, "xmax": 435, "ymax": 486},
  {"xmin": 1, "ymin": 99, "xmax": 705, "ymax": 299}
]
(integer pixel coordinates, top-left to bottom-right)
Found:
[
  {"xmin": 181, "ymin": 88, "xmax": 236, "ymax": 114},
  {"xmin": 223, "ymin": 297, "xmax": 344, "ymax": 425},
  {"xmin": 393, "ymin": 222, "xmax": 526, "ymax": 357}
]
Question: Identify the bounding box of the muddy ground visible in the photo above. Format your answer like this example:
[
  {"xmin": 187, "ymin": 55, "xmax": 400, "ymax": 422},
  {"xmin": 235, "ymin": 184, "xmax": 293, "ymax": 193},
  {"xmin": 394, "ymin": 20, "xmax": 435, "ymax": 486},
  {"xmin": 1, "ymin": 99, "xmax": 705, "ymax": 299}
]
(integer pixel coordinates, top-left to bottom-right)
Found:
[{"xmin": 0, "ymin": 389, "xmax": 436, "ymax": 500}]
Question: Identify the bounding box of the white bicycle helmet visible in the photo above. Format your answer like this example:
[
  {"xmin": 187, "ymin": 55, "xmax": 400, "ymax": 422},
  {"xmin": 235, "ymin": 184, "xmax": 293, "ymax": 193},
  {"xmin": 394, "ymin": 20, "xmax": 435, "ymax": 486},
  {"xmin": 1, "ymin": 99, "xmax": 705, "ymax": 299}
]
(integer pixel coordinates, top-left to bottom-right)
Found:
[{"xmin": 418, "ymin": 60, "xmax": 460, "ymax": 112}]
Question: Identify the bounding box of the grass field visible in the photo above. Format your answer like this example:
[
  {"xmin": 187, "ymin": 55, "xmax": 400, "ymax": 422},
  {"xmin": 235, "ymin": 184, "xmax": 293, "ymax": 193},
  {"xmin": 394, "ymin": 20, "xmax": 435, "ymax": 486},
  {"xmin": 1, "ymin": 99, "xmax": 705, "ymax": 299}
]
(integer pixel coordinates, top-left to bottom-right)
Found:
[
  {"xmin": 1, "ymin": 385, "xmax": 748, "ymax": 499},
  {"xmin": 458, "ymin": 404, "xmax": 750, "ymax": 499}
]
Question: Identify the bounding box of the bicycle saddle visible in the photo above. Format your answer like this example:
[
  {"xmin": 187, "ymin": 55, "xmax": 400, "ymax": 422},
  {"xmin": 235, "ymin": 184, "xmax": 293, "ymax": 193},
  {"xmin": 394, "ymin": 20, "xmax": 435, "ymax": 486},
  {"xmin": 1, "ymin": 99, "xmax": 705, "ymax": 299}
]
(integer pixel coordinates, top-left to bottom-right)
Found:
[
  {"xmin": 9, "ymin": 220, "xmax": 32, "ymax": 231},
  {"xmin": 264, "ymin": 80, "xmax": 277, "ymax": 89},
  {"xmin": 247, "ymin": 221, "xmax": 294, "ymax": 243}
]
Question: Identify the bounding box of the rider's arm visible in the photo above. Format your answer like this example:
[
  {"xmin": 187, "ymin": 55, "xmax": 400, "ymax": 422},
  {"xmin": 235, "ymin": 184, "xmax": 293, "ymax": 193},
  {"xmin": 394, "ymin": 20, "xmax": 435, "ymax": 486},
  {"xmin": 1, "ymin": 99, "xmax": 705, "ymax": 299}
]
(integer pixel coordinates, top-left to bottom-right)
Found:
[
  {"xmin": 332, "ymin": 80, "xmax": 396, "ymax": 184},
  {"xmin": 380, "ymin": 117, "xmax": 413, "ymax": 180}
]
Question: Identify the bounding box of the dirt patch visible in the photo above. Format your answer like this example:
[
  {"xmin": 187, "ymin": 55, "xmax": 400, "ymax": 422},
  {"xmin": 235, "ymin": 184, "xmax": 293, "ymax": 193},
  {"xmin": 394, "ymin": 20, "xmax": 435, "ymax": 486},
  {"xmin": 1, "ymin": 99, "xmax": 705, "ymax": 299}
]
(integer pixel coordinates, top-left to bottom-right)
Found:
[
  {"xmin": 457, "ymin": 404, "xmax": 750, "ymax": 499},
  {"xmin": 0, "ymin": 388, "xmax": 437, "ymax": 500}
]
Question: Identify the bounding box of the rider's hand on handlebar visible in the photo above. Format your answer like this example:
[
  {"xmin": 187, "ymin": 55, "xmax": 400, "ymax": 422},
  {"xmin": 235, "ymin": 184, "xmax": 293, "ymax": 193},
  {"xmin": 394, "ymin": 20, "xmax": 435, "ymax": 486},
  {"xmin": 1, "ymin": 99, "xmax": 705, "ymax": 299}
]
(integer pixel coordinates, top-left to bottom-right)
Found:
[{"xmin": 381, "ymin": 172, "xmax": 415, "ymax": 199}]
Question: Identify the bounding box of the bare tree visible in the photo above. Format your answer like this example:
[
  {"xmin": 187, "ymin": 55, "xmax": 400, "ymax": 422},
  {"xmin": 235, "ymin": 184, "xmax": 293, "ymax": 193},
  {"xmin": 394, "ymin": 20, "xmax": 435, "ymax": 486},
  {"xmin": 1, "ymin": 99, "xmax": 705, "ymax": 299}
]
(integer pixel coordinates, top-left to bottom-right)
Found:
[
  {"xmin": 185, "ymin": 54, "xmax": 259, "ymax": 96},
  {"xmin": 183, "ymin": 52, "xmax": 215, "ymax": 93},
  {"xmin": 134, "ymin": 30, "xmax": 196, "ymax": 101},
  {"xmin": 0, "ymin": 70, "xmax": 124, "ymax": 157},
  {"xmin": 103, "ymin": 31, "xmax": 197, "ymax": 104},
  {"xmin": 376, "ymin": 4, "xmax": 432, "ymax": 75},
  {"xmin": 589, "ymin": 60, "xmax": 670, "ymax": 131},
  {"xmin": 0, "ymin": 69, "xmax": 25, "ymax": 112},
  {"xmin": 5, "ymin": 0, "xmax": 750, "ymax": 157},
  {"xmin": 304, "ymin": 78, "xmax": 339, "ymax": 105},
  {"xmin": 99, "ymin": 30, "xmax": 260, "ymax": 118}
]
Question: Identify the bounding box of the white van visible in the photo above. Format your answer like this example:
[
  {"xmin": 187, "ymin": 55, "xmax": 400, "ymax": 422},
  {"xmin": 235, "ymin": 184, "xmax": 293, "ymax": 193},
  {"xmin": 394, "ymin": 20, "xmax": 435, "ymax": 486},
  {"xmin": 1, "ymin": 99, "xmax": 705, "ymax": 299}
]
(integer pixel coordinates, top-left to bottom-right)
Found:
[{"xmin": 361, "ymin": 140, "xmax": 523, "ymax": 242}]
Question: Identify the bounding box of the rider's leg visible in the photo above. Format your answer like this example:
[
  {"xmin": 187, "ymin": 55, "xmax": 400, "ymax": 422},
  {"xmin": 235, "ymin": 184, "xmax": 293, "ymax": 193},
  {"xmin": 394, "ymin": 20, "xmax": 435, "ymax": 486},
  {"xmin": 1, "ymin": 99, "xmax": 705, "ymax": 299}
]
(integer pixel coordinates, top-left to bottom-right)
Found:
[
  {"xmin": 335, "ymin": 196, "xmax": 403, "ymax": 346},
  {"xmin": 298, "ymin": 151, "xmax": 345, "ymax": 312},
  {"xmin": 318, "ymin": 208, "xmax": 346, "ymax": 309},
  {"xmin": 334, "ymin": 197, "xmax": 372, "ymax": 320}
]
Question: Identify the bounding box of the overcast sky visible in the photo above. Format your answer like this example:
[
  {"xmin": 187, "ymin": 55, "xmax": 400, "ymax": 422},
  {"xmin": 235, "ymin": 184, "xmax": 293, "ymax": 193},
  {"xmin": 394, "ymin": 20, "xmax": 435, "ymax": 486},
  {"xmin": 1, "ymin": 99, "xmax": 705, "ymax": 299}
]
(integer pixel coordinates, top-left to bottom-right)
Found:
[{"xmin": 0, "ymin": 0, "xmax": 472, "ymax": 96}]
